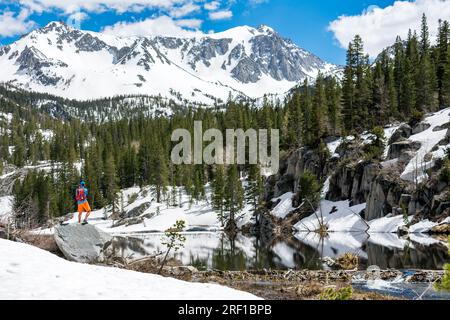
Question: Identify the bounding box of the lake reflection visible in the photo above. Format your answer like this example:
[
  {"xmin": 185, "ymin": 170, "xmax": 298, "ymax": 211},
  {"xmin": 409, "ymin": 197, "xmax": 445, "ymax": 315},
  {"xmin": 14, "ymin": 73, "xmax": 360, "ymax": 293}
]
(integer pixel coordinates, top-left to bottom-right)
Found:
[{"xmin": 109, "ymin": 232, "xmax": 450, "ymax": 271}]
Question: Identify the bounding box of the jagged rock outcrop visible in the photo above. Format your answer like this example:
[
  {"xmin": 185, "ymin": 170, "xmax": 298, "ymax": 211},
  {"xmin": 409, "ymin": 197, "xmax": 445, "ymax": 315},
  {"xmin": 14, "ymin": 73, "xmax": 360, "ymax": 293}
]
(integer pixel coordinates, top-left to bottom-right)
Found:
[
  {"xmin": 405, "ymin": 171, "xmax": 449, "ymax": 220},
  {"xmin": 327, "ymin": 161, "xmax": 380, "ymax": 206},
  {"xmin": 269, "ymin": 147, "xmax": 329, "ymax": 198},
  {"xmin": 387, "ymin": 140, "xmax": 421, "ymax": 161},
  {"xmin": 411, "ymin": 122, "xmax": 431, "ymax": 135},
  {"xmin": 389, "ymin": 124, "xmax": 412, "ymax": 144},
  {"xmin": 365, "ymin": 174, "xmax": 409, "ymax": 220}
]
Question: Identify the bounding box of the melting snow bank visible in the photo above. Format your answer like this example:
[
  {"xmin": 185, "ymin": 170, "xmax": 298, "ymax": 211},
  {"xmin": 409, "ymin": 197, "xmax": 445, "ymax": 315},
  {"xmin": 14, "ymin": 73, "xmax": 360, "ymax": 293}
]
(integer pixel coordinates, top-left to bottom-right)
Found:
[
  {"xmin": 0, "ymin": 239, "xmax": 260, "ymax": 300},
  {"xmin": 270, "ymin": 192, "xmax": 296, "ymax": 219},
  {"xmin": 368, "ymin": 214, "xmax": 450, "ymax": 236},
  {"xmin": 294, "ymin": 200, "xmax": 368, "ymax": 232}
]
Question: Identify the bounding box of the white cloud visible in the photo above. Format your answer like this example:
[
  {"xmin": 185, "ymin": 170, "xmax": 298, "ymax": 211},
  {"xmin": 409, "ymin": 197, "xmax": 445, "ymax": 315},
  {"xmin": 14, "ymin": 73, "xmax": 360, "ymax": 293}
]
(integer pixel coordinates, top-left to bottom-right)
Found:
[
  {"xmin": 0, "ymin": 9, "xmax": 35, "ymax": 37},
  {"xmin": 328, "ymin": 0, "xmax": 450, "ymax": 58},
  {"xmin": 17, "ymin": 0, "xmax": 197, "ymax": 14},
  {"xmin": 170, "ymin": 2, "xmax": 201, "ymax": 18},
  {"xmin": 176, "ymin": 18, "xmax": 203, "ymax": 29},
  {"xmin": 102, "ymin": 15, "xmax": 203, "ymax": 37},
  {"xmin": 209, "ymin": 9, "xmax": 233, "ymax": 20},
  {"xmin": 66, "ymin": 11, "xmax": 88, "ymax": 29},
  {"xmin": 204, "ymin": 1, "xmax": 220, "ymax": 11}
]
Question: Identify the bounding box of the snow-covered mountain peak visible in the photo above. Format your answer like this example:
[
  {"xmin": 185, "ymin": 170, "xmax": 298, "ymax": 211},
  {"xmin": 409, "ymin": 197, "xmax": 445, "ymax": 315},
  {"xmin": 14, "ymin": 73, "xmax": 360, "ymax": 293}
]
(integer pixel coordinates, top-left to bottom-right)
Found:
[
  {"xmin": 0, "ymin": 22, "xmax": 342, "ymax": 105},
  {"xmin": 257, "ymin": 24, "xmax": 275, "ymax": 34}
]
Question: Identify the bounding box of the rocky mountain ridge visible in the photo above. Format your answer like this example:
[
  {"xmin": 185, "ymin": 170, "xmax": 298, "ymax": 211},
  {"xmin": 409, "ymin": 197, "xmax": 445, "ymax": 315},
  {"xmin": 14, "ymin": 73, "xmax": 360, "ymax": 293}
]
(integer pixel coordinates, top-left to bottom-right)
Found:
[{"xmin": 0, "ymin": 21, "xmax": 341, "ymax": 105}]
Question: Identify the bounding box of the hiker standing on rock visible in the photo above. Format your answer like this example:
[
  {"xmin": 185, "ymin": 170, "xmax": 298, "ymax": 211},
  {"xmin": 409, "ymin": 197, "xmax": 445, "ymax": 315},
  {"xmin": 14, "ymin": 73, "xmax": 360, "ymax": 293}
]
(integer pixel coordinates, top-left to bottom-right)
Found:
[{"xmin": 75, "ymin": 180, "xmax": 91, "ymax": 225}]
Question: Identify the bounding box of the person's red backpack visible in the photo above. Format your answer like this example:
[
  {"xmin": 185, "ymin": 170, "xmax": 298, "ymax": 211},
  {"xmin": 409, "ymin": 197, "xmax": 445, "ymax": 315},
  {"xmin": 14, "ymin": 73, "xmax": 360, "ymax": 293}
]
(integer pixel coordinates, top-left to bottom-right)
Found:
[{"xmin": 75, "ymin": 187, "xmax": 86, "ymax": 202}]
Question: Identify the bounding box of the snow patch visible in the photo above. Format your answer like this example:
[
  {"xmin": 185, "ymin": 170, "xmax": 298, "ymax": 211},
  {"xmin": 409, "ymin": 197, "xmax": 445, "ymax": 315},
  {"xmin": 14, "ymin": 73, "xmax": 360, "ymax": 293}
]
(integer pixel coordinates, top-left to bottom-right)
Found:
[{"xmin": 294, "ymin": 200, "xmax": 368, "ymax": 233}]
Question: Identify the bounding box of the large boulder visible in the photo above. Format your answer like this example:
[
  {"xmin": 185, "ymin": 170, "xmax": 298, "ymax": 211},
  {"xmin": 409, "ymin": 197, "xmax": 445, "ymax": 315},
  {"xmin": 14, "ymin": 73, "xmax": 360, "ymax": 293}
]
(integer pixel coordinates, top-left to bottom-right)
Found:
[
  {"xmin": 387, "ymin": 140, "xmax": 421, "ymax": 160},
  {"xmin": 411, "ymin": 122, "xmax": 431, "ymax": 135},
  {"xmin": 54, "ymin": 224, "xmax": 112, "ymax": 263},
  {"xmin": 389, "ymin": 124, "xmax": 412, "ymax": 144}
]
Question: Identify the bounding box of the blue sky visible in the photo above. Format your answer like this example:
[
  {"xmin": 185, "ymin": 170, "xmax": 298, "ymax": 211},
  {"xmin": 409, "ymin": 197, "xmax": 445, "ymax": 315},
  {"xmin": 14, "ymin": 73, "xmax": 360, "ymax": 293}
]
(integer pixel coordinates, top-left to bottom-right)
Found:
[{"xmin": 1, "ymin": 0, "xmax": 450, "ymax": 65}]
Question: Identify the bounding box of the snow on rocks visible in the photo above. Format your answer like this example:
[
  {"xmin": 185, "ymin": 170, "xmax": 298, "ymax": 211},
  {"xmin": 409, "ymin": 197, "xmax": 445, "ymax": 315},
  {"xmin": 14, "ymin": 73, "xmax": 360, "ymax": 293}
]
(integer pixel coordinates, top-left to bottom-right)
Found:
[
  {"xmin": 294, "ymin": 200, "xmax": 368, "ymax": 233},
  {"xmin": 367, "ymin": 215, "xmax": 412, "ymax": 233},
  {"xmin": 326, "ymin": 138, "xmax": 345, "ymax": 157},
  {"xmin": 270, "ymin": 192, "xmax": 295, "ymax": 219},
  {"xmin": 408, "ymin": 217, "xmax": 450, "ymax": 234},
  {"xmin": 400, "ymin": 107, "xmax": 450, "ymax": 182},
  {"xmin": 0, "ymin": 239, "xmax": 260, "ymax": 300}
]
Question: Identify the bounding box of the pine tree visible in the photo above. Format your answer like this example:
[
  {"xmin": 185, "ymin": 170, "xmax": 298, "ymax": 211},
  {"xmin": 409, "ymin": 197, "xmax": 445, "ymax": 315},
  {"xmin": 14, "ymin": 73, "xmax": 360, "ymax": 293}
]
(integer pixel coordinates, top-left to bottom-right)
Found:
[
  {"xmin": 372, "ymin": 60, "xmax": 388, "ymax": 125},
  {"xmin": 211, "ymin": 165, "xmax": 226, "ymax": 226},
  {"xmin": 150, "ymin": 142, "xmax": 168, "ymax": 203},
  {"xmin": 325, "ymin": 77, "xmax": 341, "ymax": 136},
  {"xmin": 104, "ymin": 152, "xmax": 119, "ymax": 215},
  {"xmin": 400, "ymin": 57, "xmax": 417, "ymax": 116},
  {"xmin": 354, "ymin": 38, "xmax": 372, "ymax": 131},
  {"xmin": 420, "ymin": 14, "xmax": 430, "ymax": 55},
  {"xmin": 438, "ymin": 20, "xmax": 450, "ymax": 107},
  {"xmin": 341, "ymin": 35, "xmax": 371, "ymax": 133},
  {"xmin": 245, "ymin": 164, "xmax": 264, "ymax": 211},
  {"xmin": 283, "ymin": 94, "xmax": 303, "ymax": 148},
  {"xmin": 311, "ymin": 73, "xmax": 327, "ymax": 143},
  {"xmin": 341, "ymin": 41, "xmax": 355, "ymax": 133},
  {"xmin": 442, "ymin": 46, "xmax": 450, "ymax": 107},
  {"xmin": 393, "ymin": 36, "xmax": 404, "ymax": 111},
  {"xmin": 223, "ymin": 165, "xmax": 245, "ymax": 231}
]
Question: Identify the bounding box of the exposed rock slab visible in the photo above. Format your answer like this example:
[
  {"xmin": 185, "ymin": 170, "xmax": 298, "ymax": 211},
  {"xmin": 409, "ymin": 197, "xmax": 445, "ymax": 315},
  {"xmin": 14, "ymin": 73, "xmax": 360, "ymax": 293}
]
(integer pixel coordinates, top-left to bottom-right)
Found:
[{"xmin": 54, "ymin": 224, "xmax": 112, "ymax": 263}]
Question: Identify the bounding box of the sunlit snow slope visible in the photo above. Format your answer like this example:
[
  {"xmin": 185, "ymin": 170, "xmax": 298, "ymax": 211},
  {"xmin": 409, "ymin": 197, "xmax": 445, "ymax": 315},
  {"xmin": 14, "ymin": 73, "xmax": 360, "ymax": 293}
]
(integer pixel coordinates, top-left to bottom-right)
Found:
[{"xmin": 0, "ymin": 22, "xmax": 341, "ymax": 104}]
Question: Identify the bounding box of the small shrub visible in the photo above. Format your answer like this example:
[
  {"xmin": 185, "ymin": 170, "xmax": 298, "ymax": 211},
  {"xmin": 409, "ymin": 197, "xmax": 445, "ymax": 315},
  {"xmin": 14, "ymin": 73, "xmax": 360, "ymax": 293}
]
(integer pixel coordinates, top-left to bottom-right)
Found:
[
  {"xmin": 298, "ymin": 170, "xmax": 320, "ymax": 203},
  {"xmin": 409, "ymin": 110, "xmax": 424, "ymax": 127},
  {"xmin": 158, "ymin": 220, "xmax": 186, "ymax": 274},
  {"xmin": 363, "ymin": 126, "xmax": 386, "ymax": 160},
  {"xmin": 319, "ymin": 286, "xmax": 353, "ymax": 300},
  {"xmin": 440, "ymin": 159, "xmax": 450, "ymax": 184}
]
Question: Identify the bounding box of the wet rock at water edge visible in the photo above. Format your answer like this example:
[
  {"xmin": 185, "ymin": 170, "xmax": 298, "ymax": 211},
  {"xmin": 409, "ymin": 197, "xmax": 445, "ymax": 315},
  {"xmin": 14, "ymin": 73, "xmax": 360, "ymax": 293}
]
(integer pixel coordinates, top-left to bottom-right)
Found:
[{"xmin": 431, "ymin": 223, "xmax": 450, "ymax": 234}]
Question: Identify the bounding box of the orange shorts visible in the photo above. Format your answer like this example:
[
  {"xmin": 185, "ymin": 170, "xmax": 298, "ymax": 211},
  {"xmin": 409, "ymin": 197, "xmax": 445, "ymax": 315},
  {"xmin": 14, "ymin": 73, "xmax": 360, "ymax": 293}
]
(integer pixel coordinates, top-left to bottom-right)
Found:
[{"xmin": 77, "ymin": 202, "xmax": 91, "ymax": 213}]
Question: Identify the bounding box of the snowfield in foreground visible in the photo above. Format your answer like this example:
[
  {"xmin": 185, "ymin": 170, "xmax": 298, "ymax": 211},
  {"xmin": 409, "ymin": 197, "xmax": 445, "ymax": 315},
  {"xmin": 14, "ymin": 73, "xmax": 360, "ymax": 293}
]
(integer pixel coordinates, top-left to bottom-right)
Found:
[{"xmin": 0, "ymin": 239, "xmax": 260, "ymax": 300}]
